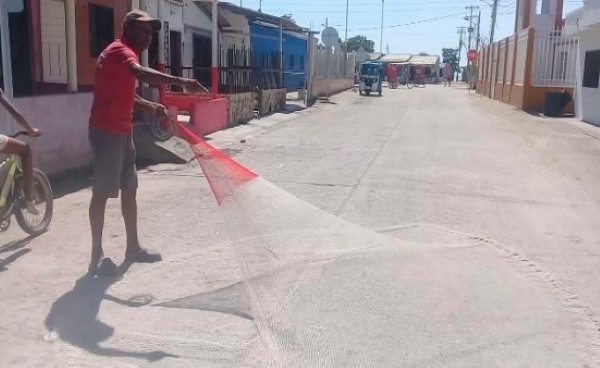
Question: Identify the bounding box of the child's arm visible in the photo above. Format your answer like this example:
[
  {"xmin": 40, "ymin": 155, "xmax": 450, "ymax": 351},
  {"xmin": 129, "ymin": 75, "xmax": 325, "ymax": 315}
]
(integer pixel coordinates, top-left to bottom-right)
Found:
[{"xmin": 0, "ymin": 88, "xmax": 40, "ymax": 136}]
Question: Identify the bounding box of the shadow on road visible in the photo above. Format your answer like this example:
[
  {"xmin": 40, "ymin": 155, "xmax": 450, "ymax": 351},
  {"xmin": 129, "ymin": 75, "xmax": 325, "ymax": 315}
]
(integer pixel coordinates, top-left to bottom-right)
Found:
[
  {"xmin": 0, "ymin": 236, "xmax": 33, "ymax": 254},
  {"xmin": 45, "ymin": 263, "xmax": 177, "ymax": 363},
  {"xmin": 0, "ymin": 248, "xmax": 31, "ymax": 272},
  {"xmin": 0, "ymin": 236, "xmax": 35, "ymax": 273}
]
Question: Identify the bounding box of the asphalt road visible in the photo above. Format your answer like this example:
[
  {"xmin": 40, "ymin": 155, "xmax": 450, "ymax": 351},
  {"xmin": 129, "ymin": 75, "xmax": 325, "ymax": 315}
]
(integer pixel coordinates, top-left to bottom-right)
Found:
[{"xmin": 2, "ymin": 84, "xmax": 600, "ymax": 367}]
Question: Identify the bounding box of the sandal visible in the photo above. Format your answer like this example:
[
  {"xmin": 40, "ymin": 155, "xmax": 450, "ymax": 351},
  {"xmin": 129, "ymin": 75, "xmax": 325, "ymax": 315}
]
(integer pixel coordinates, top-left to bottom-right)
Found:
[{"xmin": 125, "ymin": 249, "xmax": 162, "ymax": 264}]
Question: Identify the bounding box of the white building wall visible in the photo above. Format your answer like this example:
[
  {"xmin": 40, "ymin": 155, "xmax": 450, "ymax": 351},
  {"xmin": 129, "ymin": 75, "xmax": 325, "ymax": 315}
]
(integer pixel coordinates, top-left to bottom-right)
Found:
[
  {"xmin": 182, "ymin": 0, "xmax": 212, "ymax": 67},
  {"xmin": 516, "ymin": 0, "xmax": 562, "ymax": 32},
  {"xmin": 145, "ymin": 0, "xmax": 184, "ymax": 32},
  {"xmin": 576, "ymin": 30, "xmax": 600, "ymax": 126},
  {"xmin": 220, "ymin": 8, "xmax": 250, "ymax": 51}
]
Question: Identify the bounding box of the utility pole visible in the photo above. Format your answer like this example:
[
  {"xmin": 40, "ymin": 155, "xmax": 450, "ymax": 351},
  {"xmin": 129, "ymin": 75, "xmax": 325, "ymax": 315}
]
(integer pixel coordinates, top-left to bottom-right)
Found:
[
  {"xmin": 476, "ymin": 10, "xmax": 481, "ymax": 50},
  {"xmin": 457, "ymin": 26, "xmax": 467, "ymax": 81},
  {"xmin": 465, "ymin": 5, "xmax": 479, "ymax": 51},
  {"xmin": 490, "ymin": 0, "xmax": 498, "ymax": 44},
  {"xmin": 380, "ymin": 0, "xmax": 384, "ymax": 54},
  {"xmin": 344, "ymin": 0, "xmax": 349, "ymax": 76},
  {"xmin": 259, "ymin": 0, "xmax": 262, "ymax": 12}
]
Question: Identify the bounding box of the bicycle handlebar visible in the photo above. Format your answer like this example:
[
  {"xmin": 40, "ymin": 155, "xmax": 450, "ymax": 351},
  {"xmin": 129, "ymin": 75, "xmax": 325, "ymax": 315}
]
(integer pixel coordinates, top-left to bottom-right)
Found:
[{"xmin": 9, "ymin": 131, "xmax": 34, "ymax": 138}]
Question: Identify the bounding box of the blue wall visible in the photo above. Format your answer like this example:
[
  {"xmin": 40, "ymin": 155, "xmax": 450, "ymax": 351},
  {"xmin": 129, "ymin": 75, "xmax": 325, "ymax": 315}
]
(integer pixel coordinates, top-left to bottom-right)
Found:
[{"xmin": 250, "ymin": 24, "xmax": 307, "ymax": 90}]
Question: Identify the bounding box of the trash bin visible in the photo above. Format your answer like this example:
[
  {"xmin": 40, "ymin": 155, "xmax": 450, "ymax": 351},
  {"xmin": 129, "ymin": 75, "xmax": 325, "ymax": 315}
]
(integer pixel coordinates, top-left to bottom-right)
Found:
[{"xmin": 544, "ymin": 92, "xmax": 563, "ymax": 117}]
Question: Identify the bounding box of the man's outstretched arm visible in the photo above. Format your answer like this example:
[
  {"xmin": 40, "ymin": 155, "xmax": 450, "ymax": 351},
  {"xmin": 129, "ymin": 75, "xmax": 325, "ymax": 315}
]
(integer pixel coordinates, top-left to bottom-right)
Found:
[{"xmin": 129, "ymin": 64, "xmax": 209, "ymax": 93}]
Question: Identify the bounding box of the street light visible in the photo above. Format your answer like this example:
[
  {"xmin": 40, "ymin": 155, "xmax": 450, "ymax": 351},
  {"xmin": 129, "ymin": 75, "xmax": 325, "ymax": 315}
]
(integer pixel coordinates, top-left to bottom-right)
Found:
[
  {"xmin": 380, "ymin": 0, "xmax": 384, "ymax": 54},
  {"xmin": 344, "ymin": 0, "xmax": 349, "ymax": 75}
]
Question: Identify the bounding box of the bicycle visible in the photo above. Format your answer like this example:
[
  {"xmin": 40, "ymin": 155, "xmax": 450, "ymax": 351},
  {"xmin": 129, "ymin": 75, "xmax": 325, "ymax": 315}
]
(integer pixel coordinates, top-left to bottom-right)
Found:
[
  {"xmin": 0, "ymin": 131, "xmax": 53, "ymax": 235},
  {"xmin": 415, "ymin": 74, "xmax": 426, "ymax": 88},
  {"xmin": 399, "ymin": 75, "xmax": 415, "ymax": 89}
]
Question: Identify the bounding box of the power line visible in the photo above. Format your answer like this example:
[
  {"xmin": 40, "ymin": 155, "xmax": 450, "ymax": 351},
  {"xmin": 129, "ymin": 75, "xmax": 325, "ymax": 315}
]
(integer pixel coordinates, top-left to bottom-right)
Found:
[{"xmin": 346, "ymin": 12, "xmax": 464, "ymax": 31}]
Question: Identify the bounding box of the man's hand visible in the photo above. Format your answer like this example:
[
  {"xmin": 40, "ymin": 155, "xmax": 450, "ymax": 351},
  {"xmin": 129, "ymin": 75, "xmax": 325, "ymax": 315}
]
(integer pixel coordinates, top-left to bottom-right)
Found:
[
  {"xmin": 26, "ymin": 127, "xmax": 42, "ymax": 137},
  {"xmin": 182, "ymin": 79, "xmax": 209, "ymax": 94},
  {"xmin": 153, "ymin": 104, "xmax": 172, "ymax": 121}
]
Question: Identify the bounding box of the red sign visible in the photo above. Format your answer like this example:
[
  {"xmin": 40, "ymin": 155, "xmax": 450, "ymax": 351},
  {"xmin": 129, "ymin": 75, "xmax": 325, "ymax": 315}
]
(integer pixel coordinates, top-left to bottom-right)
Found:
[{"xmin": 467, "ymin": 50, "xmax": 478, "ymax": 62}]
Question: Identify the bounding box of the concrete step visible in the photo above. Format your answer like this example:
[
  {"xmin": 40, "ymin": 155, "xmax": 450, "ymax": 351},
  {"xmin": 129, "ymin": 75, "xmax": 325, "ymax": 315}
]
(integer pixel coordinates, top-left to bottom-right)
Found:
[{"xmin": 133, "ymin": 124, "xmax": 194, "ymax": 166}]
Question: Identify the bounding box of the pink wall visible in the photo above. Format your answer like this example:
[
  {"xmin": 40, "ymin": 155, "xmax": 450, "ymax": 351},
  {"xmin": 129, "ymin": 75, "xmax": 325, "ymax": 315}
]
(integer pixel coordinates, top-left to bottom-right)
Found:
[
  {"xmin": 14, "ymin": 93, "xmax": 94, "ymax": 175},
  {"xmin": 189, "ymin": 99, "xmax": 229, "ymax": 137}
]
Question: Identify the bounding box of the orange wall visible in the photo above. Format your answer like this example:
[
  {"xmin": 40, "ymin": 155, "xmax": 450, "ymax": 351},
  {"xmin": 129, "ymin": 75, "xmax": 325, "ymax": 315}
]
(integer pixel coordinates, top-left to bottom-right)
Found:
[
  {"xmin": 510, "ymin": 85, "xmax": 525, "ymax": 110},
  {"xmin": 75, "ymin": 0, "xmax": 128, "ymax": 86},
  {"xmin": 523, "ymin": 87, "xmax": 575, "ymax": 113}
]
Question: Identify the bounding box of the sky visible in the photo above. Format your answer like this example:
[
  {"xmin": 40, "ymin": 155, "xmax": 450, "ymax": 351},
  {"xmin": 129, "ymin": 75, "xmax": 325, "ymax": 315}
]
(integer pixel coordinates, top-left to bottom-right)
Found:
[{"xmin": 236, "ymin": 0, "xmax": 584, "ymax": 64}]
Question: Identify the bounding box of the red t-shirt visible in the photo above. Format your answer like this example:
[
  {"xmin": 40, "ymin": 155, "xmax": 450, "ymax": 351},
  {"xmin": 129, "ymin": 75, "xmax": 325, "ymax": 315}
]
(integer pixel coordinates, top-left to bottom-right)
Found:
[{"xmin": 89, "ymin": 39, "xmax": 139, "ymax": 135}]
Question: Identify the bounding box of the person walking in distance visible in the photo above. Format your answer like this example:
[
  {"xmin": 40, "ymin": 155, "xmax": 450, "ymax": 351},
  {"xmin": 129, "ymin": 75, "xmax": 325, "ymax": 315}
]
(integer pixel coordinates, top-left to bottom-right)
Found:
[
  {"xmin": 443, "ymin": 62, "xmax": 453, "ymax": 87},
  {"xmin": 88, "ymin": 10, "xmax": 206, "ymax": 275}
]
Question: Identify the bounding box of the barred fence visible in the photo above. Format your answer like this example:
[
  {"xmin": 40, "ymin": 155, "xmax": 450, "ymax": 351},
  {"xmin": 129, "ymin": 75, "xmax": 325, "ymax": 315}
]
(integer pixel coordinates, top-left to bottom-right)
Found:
[
  {"xmin": 477, "ymin": 26, "xmax": 579, "ymax": 111},
  {"xmin": 312, "ymin": 45, "xmax": 356, "ymax": 78},
  {"xmin": 531, "ymin": 27, "xmax": 578, "ymax": 87},
  {"xmin": 166, "ymin": 45, "xmax": 283, "ymax": 94}
]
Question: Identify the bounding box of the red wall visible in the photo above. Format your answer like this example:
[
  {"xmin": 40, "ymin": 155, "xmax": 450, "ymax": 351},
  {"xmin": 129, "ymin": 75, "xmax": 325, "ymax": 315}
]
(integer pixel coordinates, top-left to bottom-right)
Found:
[
  {"xmin": 28, "ymin": 0, "xmax": 128, "ymax": 89},
  {"xmin": 75, "ymin": 0, "xmax": 128, "ymax": 86}
]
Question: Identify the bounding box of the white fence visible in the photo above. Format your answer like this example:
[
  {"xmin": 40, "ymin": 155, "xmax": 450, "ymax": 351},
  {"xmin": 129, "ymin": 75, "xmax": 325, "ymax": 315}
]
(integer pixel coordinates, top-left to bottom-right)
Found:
[
  {"xmin": 532, "ymin": 27, "xmax": 578, "ymax": 87},
  {"xmin": 311, "ymin": 45, "xmax": 356, "ymax": 78}
]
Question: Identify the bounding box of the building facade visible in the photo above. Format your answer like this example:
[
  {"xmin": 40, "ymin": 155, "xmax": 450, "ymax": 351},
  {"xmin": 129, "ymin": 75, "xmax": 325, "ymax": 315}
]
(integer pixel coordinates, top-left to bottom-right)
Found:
[{"xmin": 565, "ymin": 0, "xmax": 600, "ymax": 125}]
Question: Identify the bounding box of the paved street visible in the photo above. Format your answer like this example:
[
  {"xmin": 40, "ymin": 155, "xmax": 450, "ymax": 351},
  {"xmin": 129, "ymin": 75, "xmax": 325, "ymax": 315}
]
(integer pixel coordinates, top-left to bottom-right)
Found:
[{"xmin": 3, "ymin": 84, "xmax": 600, "ymax": 367}]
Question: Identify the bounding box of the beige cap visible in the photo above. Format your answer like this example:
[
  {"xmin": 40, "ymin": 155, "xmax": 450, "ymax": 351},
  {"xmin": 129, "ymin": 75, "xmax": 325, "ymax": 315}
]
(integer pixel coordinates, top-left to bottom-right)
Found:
[{"xmin": 124, "ymin": 10, "xmax": 161, "ymax": 31}]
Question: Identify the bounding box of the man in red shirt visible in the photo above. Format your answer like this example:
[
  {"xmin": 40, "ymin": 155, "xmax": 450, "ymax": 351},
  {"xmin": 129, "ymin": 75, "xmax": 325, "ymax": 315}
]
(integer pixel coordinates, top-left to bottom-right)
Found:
[{"xmin": 88, "ymin": 10, "xmax": 204, "ymax": 275}]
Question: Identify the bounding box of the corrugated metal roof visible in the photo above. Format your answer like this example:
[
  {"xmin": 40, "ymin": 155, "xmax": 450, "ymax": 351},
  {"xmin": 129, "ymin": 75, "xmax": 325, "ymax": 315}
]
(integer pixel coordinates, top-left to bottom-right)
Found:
[
  {"xmin": 368, "ymin": 53, "xmax": 384, "ymax": 60},
  {"xmin": 408, "ymin": 55, "xmax": 440, "ymax": 65},
  {"xmin": 380, "ymin": 54, "xmax": 412, "ymax": 63}
]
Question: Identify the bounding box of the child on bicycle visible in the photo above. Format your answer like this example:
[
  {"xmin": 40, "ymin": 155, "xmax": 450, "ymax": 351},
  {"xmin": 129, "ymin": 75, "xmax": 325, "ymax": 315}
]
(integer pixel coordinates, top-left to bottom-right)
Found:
[{"xmin": 0, "ymin": 87, "xmax": 41, "ymax": 214}]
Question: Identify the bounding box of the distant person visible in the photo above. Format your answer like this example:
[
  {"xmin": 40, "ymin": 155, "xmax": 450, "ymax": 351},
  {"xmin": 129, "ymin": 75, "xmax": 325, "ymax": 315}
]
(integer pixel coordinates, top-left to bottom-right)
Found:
[
  {"xmin": 416, "ymin": 64, "xmax": 425, "ymax": 85},
  {"xmin": 87, "ymin": 10, "xmax": 206, "ymax": 276},
  {"xmin": 443, "ymin": 62, "xmax": 453, "ymax": 87}
]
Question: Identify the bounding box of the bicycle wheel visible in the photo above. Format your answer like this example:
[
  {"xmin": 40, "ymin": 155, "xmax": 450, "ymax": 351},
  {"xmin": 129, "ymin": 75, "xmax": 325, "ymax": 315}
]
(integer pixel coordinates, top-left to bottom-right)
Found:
[
  {"xmin": 15, "ymin": 169, "xmax": 53, "ymax": 236},
  {"xmin": 151, "ymin": 116, "xmax": 176, "ymax": 142}
]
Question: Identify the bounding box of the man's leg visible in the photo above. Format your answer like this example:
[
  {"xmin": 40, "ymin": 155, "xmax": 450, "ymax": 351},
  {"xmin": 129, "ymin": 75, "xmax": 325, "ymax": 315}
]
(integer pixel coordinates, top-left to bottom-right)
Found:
[
  {"xmin": 122, "ymin": 187, "xmax": 140, "ymax": 254},
  {"xmin": 89, "ymin": 194, "xmax": 109, "ymax": 264},
  {"xmin": 88, "ymin": 128, "xmax": 123, "ymax": 274},
  {"xmin": 120, "ymin": 133, "xmax": 160, "ymax": 263},
  {"xmin": 2, "ymin": 138, "xmax": 34, "ymax": 201}
]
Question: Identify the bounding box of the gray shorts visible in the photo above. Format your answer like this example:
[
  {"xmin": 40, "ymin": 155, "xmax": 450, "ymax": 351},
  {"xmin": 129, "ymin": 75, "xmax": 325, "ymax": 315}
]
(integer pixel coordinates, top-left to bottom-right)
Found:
[{"xmin": 89, "ymin": 127, "xmax": 138, "ymax": 198}]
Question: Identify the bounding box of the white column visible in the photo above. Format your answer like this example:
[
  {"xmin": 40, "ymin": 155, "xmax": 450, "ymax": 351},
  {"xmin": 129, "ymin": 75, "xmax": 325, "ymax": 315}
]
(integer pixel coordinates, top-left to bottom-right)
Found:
[
  {"xmin": 211, "ymin": 0, "xmax": 218, "ymax": 98},
  {"xmin": 65, "ymin": 0, "xmax": 78, "ymax": 92},
  {"xmin": 131, "ymin": 0, "xmax": 140, "ymax": 9},
  {"xmin": 139, "ymin": 0, "xmax": 149, "ymax": 67},
  {"xmin": 158, "ymin": 0, "xmax": 165, "ymax": 66},
  {"xmin": 0, "ymin": 1, "xmax": 15, "ymax": 132}
]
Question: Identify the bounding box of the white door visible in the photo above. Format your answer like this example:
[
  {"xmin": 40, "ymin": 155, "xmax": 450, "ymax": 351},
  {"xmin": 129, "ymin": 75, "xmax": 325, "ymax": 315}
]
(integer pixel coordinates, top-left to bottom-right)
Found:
[{"xmin": 40, "ymin": 0, "xmax": 67, "ymax": 83}]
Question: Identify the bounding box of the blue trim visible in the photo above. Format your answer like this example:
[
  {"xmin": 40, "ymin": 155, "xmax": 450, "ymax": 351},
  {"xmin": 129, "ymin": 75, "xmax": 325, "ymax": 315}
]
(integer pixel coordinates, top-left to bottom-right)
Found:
[{"xmin": 250, "ymin": 23, "xmax": 308, "ymax": 90}]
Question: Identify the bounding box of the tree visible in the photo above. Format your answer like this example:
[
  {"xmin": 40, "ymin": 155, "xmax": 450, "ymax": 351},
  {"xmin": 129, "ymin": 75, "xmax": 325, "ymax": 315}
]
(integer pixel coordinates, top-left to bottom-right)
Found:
[
  {"xmin": 281, "ymin": 14, "xmax": 296, "ymax": 23},
  {"xmin": 418, "ymin": 52, "xmax": 430, "ymax": 56},
  {"xmin": 344, "ymin": 35, "xmax": 375, "ymax": 53},
  {"xmin": 442, "ymin": 47, "xmax": 459, "ymax": 70}
]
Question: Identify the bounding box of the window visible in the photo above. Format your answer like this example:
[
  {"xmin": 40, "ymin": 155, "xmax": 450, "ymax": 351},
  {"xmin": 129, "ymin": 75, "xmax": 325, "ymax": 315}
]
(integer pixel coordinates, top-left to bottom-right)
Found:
[
  {"xmin": 300, "ymin": 56, "xmax": 305, "ymax": 70},
  {"xmin": 89, "ymin": 4, "xmax": 114, "ymax": 57},
  {"xmin": 536, "ymin": 0, "xmax": 551, "ymax": 15},
  {"xmin": 582, "ymin": 50, "xmax": 600, "ymax": 89},
  {"xmin": 289, "ymin": 55, "xmax": 295, "ymax": 69}
]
